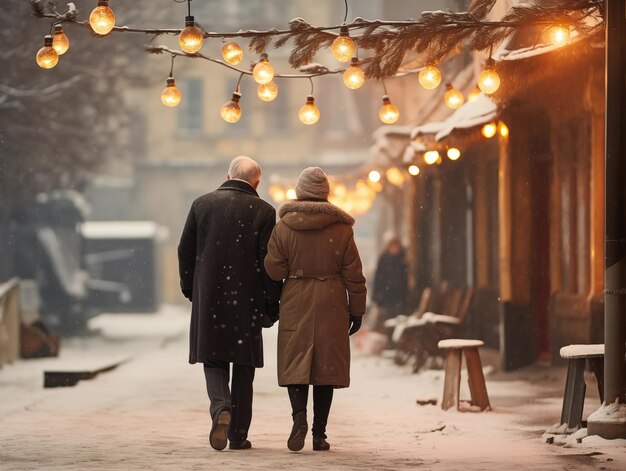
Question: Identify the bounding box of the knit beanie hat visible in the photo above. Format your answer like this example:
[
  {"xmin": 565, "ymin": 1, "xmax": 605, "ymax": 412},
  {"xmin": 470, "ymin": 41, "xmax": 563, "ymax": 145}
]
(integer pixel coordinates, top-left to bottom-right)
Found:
[{"xmin": 295, "ymin": 167, "xmax": 330, "ymax": 200}]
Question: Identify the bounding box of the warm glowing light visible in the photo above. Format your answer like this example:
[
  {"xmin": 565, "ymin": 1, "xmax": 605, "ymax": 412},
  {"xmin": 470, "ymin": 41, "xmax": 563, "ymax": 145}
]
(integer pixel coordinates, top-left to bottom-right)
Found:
[
  {"xmin": 299, "ymin": 96, "xmax": 320, "ymax": 125},
  {"xmin": 481, "ymin": 123, "xmax": 497, "ymax": 138},
  {"xmin": 257, "ymin": 82, "xmax": 278, "ymax": 102},
  {"xmin": 343, "ymin": 58, "xmax": 365, "ymax": 89},
  {"xmin": 386, "ymin": 167, "xmax": 405, "ymax": 186},
  {"xmin": 253, "ymin": 53, "xmax": 275, "ymax": 84},
  {"xmin": 408, "ymin": 165, "xmax": 420, "ymax": 176},
  {"xmin": 447, "ymin": 147, "xmax": 461, "ymax": 160},
  {"xmin": 549, "ymin": 24, "xmax": 570, "ymax": 47},
  {"xmin": 179, "ymin": 16, "xmax": 204, "ymax": 54},
  {"xmin": 478, "ymin": 58, "xmax": 501, "ymax": 95},
  {"xmin": 161, "ymin": 78, "xmax": 182, "ymax": 107},
  {"xmin": 286, "ymin": 187, "xmax": 297, "ymax": 200},
  {"xmin": 368, "ymin": 170, "xmax": 381, "ymax": 183},
  {"xmin": 379, "ymin": 96, "xmax": 399, "ymax": 124},
  {"xmin": 221, "ymin": 41, "xmax": 243, "ymax": 65},
  {"xmin": 444, "ymin": 84, "xmax": 464, "ymax": 110},
  {"xmin": 331, "ymin": 27, "xmax": 356, "ymax": 63},
  {"xmin": 423, "ymin": 151, "xmax": 440, "ymax": 165},
  {"xmin": 333, "ymin": 183, "xmax": 348, "ymax": 198},
  {"xmin": 89, "ymin": 0, "xmax": 115, "ymax": 36},
  {"xmin": 418, "ymin": 64, "xmax": 442, "ymax": 90},
  {"xmin": 220, "ymin": 92, "xmax": 242, "ymax": 123},
  {"xmin": 467, "ymin": 86, "xmax": 481, "ymax": 102},
  {"xmin": 52, "ymin": 25, "xmax": 69, "ymax": 55},
  {"xmin": 499, "ymin": 122, "xmax": 509, "ymax": 137},
  {"xmin": 269, "ymin": 184, "xmax": 286, "ymax": 203},
  {"xmin": 36, "ymin": 36, "xmax": 58, "ymax": 69}
]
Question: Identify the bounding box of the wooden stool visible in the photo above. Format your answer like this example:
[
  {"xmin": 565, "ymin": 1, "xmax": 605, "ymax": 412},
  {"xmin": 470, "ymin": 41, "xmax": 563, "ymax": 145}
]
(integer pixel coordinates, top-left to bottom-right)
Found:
[
  {"xmin": 438, "ymin": 339, "xmax": 490, "ymax": 411},
  {"xmin": 558, "ymin": 344, "xmax": 604, "ymax": 430}
]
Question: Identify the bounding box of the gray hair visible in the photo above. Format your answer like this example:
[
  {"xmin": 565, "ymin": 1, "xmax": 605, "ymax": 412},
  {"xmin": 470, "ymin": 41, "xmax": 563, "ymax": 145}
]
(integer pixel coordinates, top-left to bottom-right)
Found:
[{"xmin": 227, "ymin": 156, "xmax": 262, "ymax": 185}]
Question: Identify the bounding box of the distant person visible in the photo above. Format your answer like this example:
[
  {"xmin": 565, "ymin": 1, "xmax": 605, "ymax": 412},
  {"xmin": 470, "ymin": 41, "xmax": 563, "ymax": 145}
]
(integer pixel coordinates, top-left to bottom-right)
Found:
[
  {"xmin": 372, "ymin": 233, "xmax": 408, "ymax": 323},
  {"xmin": 178, "ymin": 156, "xmax": 282, "ymax": 451},
  {"xmin": 264, "ymin": 167, "xmax": 367, "ymax": 452}
]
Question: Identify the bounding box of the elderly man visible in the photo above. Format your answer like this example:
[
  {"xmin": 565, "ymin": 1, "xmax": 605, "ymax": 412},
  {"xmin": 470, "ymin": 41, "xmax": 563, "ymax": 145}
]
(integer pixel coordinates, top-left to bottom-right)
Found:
[{"xmin": 178, "ymin": 156, "xmax": 282, "ymax": 451}]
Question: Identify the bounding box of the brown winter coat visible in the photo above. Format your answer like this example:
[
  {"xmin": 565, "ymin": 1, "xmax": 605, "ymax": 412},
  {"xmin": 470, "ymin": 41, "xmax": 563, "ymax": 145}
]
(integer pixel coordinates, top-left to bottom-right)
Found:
[{"xmin": 264, "ymin": 200, "xmax": 367, "ymax": 388}]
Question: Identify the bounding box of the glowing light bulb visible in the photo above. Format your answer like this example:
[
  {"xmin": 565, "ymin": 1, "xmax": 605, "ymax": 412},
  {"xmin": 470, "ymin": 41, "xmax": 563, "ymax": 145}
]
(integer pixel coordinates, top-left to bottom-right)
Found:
[
  {"xmin": 286, "ymin": 187, "xmax": 297, "ymax": 200},
  {"xmin": 36, "ymin": 35, "xmax": 58, "ymax": 69},
  {"xmin": 499, "ymin": 122, "xmax": 509, "ymax": 138},
  {"xmin": 52, "ymin": 25, "xmax": 69, "ymax": 55},
  {"xmin": 386, "ymin": 167, "xmax": 405, "ymax": 186},
  {"xmin": 379, "ymin": 95, "xmax": 399, "ymax": 124},
  {"xmin": 221, "ymin": 41, "xmax": 243, "ymax": 65},
  {"xmin": 447, "ymin": 147, "xmax": 461, "ymax": 160},
  {"xmin": 257, "ymin": 81, "xmax": 278, "ymax": 102},
  {"xmin": 343, "ymin": 58, "xmax": 365, "ymax": 89},
  {"xmin": 220, "ymin": 92, "xmax": 242, "ymax": 123},
  {"xmin": 299, "ymin": 96, "xmax": 320, "ymax": 125},
  {"xmin": 179, "ymin": 16, "xmax": 204, "ymax": 54},
  {"xmin": 549, "ymin": 24, "xmax": 570, "ymax": 47},
  {"xmin": 253, "ymin": 53, "xmax": 275, "ymax": 84},
  {"xmin": 331, "ymin": 26, "xmax": 356, "ymax": 63},
  {"xmin": 423, "ymin": 151, "xmax": 440, "ymax": 165},
  {"xmin": 418, "ymin": 64, "xmax": 442, "ymax": 90},
  {"xmin": 478, "ymin": 58, "xmax": 501, "ymax": 95},
  {"xmin": 444, "ymin": 84, "xmax": 464, "ymax": 110},
  {"xmin": 467, "ymin": 86, "xmax": 481, "ymax": 102},
  {"xmin": 481, "ymin": 123, "xmax": 497, "ymax": 138},
  {"xmin": 368, "ymin": 170, "xmax": 381, "ymax": 183},
  {"xmin": 269, "ymin": 184, "xmax": 286, "ymax": 203},
  {"xmin": 408, "ymin": 165, "xmax": 420, "ymax": 176},
  {"xmin": 89, "ymin": 0, "xmax": 115, "ymax": 36},
  {"xmin": 161, "ymin": 78, "xmax": 182, "ymax": 107}
]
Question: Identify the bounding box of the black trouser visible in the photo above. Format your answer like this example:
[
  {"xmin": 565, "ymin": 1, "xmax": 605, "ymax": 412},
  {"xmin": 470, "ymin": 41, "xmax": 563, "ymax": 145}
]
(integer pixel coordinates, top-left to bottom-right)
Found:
[
  {"xmin": 287, "ymin": 385, "xmax": 334, "ymax": 438},
  {"xmin": 203, "ymin": 360, "xmax": 255, "ymax": 443}
]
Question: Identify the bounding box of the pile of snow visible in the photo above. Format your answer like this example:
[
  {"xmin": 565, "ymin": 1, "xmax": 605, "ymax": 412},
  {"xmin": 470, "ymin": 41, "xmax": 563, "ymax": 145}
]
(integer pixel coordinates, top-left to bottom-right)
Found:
[{"xmin": 588, "ymin": 398, "xmax": 626, "ymax": 424}]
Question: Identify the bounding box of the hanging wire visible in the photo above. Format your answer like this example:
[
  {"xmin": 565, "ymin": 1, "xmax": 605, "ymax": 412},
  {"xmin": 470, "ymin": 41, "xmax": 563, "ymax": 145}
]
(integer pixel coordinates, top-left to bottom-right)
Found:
[
  {"xmin": 382, "ymin": 79, "xmax": 389, "ymax": 96},
  {"xmin": 343, "ymin": 0, "xmax": 349, "ymax": 24},
  {"xmin": 308, "ymin": 77, "xmax": 315, "ymax": 95},
  {"xmin": 168, "ymin": 54, "xmax": 176, "ymax": 78},
  {"xmin": 173, "ymin": 0, "xmax": 192, "ymax": 16},
  {"xmin": 235, "ymin": 72, "xmax": 244, "ymax": 92}
]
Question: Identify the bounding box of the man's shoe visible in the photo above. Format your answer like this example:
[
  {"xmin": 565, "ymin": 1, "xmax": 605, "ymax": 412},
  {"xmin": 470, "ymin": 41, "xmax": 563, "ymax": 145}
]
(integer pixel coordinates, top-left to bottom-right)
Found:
[
  {"xmin": 287, "ymin": 411, "xmax": 308, "ymax": 452},
  {"xmin": 209, "ymin": 409, "xmax": 231, "ymax": 451},
  {"xmin": 228, "ymin": 439, "xmax": 252, "ymax": 450},
  {"xmin": 312, "ymin": 437, "xmax": 331, "ymax": 451}
]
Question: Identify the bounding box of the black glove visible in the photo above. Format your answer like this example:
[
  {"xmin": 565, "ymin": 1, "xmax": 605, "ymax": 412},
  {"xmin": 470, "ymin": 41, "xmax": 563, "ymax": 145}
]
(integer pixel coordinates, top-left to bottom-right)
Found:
[
  {"xmin": 348, "ymin": 315, "xmax": 362, "ymax": 336},
  {"xmin": 182, "ymin": 289, "xmax": 192, "ymax": 301}
]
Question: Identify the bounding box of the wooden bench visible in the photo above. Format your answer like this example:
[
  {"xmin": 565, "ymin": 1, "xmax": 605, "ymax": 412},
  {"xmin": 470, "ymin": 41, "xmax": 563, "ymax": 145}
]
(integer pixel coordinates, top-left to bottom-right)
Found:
[
  {"xmin": 438, "ymin": 339, "xmax": 490, "ymax": 411},
  {"xmin": 558, "ymin": 344, "xmax": 604, "ymax": 430}
]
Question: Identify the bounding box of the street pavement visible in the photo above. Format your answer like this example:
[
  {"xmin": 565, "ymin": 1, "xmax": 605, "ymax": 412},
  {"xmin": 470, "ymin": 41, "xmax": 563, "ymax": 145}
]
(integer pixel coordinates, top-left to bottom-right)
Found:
[{"xmin": 1, "ymin": 305, "xmax": 624, "ymax": 470}]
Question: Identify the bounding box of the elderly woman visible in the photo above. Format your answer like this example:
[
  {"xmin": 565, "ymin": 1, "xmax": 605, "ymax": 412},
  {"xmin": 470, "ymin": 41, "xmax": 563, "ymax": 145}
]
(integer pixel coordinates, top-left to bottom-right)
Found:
[{"xmin": 264, "ymin": 167, "xmax": 367, "ymax": 452}]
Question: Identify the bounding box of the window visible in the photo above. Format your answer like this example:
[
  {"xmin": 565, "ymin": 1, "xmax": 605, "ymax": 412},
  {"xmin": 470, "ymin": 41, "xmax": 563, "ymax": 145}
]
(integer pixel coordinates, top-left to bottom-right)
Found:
[{"xmin": 178, "ymin": 79, "xmax": 203, "ymax": 135}]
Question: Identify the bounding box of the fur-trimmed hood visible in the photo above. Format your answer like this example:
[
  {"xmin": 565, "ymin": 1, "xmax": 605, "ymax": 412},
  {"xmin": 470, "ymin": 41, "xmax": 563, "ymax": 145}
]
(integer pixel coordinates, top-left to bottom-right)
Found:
[{"xmin": 278, "ymin": 200, "xmax": 355, "ymax": 230}]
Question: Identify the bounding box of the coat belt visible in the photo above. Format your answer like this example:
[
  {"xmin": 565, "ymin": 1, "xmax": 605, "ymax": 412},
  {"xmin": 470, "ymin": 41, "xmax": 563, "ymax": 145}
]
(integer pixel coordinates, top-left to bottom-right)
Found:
[{"xmin": 288, "ymin": 273, "xmax": 342, "ymax": 281}]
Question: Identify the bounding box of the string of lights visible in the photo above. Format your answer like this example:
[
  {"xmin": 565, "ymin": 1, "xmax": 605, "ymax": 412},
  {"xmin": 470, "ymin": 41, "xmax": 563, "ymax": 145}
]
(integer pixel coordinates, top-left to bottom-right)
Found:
[{"xmin": 31, "ymin": 0, "xmax": 603, "ymax": 128}]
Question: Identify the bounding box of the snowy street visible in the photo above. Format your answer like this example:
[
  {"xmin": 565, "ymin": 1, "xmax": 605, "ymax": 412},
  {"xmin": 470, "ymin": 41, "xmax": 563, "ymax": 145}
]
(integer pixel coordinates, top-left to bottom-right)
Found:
[{"xmin": 1, "ymin": 305, "xmax": 625, "ymax": 471}]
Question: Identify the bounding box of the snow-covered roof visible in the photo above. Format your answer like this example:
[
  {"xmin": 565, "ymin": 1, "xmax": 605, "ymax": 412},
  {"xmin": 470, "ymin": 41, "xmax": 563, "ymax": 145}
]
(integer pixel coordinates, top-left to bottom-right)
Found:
[
  {"xmin": 411, "ymin": 93, "xmax": 498, "ymax": 141},
  {"xmin": 81, "ymin": 221, "xmax": 169, "ymax": 241}
]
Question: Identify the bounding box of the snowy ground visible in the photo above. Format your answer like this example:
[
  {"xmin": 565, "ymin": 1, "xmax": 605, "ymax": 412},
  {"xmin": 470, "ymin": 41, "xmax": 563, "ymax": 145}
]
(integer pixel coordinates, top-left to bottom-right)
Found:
[{"xmin": 1, "ymin": 305, "xmax": 625, "ymax": 470}]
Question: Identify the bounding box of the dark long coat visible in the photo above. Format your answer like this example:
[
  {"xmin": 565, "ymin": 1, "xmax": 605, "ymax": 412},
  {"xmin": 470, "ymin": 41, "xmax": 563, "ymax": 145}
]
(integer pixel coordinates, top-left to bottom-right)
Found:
[
  {"xmin": 178, "ymin": 180, "xmax": 283, "ymax": 367},
  {"xmin": 372, "ymin": 249, "xmax": 408, "ymax": 317},
  {"xmin": 264, "ymin": 200, "xmax": 367, "ymax": 387}
]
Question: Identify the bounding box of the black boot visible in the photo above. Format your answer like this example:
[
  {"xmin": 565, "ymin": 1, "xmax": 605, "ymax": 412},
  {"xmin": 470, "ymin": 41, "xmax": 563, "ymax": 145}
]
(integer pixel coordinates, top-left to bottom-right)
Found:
[
  {"xmin": 288, "ymin": 411, "xmax": 308, "ymax": 451},
  {"xmin": 228, "ymin": 439, "xmax": 252, "ymax": 450},
  {"xmin": 312, "ymin": 436, "xmax": 330, "ymax": 451}
]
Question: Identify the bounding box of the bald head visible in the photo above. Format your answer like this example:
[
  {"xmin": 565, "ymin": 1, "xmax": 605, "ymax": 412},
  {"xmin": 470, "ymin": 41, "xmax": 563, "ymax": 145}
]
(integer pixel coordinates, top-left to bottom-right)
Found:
[{"xmin": 227, "ymin": 156, "xmax": 262, "ymax": 189}]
